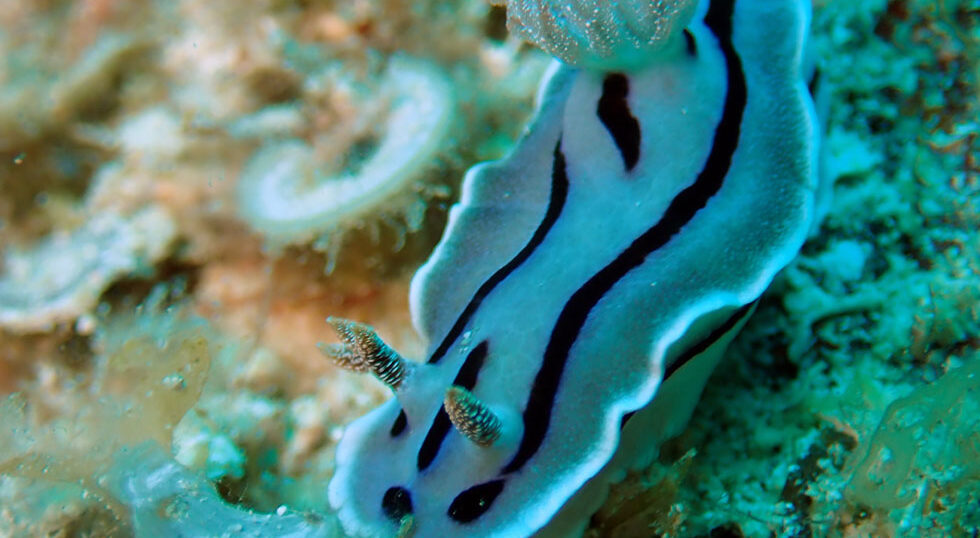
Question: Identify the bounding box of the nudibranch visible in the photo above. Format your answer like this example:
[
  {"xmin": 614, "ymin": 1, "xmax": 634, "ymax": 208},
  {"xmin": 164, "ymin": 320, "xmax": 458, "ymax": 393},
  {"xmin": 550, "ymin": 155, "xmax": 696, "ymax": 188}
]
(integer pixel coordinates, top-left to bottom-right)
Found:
[{"xmin": 326, "ymin": 0, "xmax": 818, "ymax": 536}]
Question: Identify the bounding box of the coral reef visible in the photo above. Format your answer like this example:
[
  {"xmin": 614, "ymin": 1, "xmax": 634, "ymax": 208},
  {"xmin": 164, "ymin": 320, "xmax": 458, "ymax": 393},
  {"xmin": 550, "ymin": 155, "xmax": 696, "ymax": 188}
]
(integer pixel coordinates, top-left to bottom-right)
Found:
[
  {"xmin": 0, "ymin": 0, "xmax": 161, "ymax": 246},
  {"xmin": 0, "ymin": 290, "xmax": 212, "ymax": 536},
  {"xmin": 0, "ymin": 288, "xmax": 343, "ymax": 536},
  {"xmin": 0, "ymin": 0, "xmax": 977, "ymax": 536},
  {"xmin": 0, "ymin": 1, "xmax": 545, "ymax": 534}
]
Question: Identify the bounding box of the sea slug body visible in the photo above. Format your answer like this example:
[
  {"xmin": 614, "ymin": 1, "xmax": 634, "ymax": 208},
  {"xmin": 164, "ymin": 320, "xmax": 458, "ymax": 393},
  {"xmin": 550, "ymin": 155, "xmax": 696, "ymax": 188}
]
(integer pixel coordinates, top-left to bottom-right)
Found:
[{"xmin": 327, "ymin": 0, "xmax": 818, "ymax": 536}]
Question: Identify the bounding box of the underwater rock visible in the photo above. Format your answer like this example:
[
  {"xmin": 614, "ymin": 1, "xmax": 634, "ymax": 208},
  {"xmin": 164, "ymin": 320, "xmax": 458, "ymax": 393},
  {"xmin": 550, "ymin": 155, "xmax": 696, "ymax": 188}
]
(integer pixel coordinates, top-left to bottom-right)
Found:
[
  {"xmin": 99, "ymin": 442, "xmax": 337, "ymax": 537},
  {"xmin": 0, "ymin": 33, "xmax": 151, "ymax": 150},
  {"xmin": 0, "ymin": 300, "xmax": 339, "ymax": 537},
  {"xmin": 0, "ymin": 208, "xmax": 176, "ymax": 333}
]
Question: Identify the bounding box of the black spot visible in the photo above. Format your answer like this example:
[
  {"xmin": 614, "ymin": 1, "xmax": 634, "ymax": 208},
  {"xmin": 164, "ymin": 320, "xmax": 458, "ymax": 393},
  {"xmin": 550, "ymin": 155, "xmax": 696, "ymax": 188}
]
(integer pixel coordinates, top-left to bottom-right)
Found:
[
  {"xmin": 596, "ymin": 73, "xmax": 641, "ymax": 171},
  {"xmin": 381, "ymin": 487, "xmax": 413, "ymax": 522},
  {"xmin": 417, "ymin": 341, "xmax": 489, "ymax": 470},
  {"xmin": 390, "ymin": 409, "xmax": 408, "ymax": 436},
  {"xmin": 683, "ymin": 29, "xmax": 698, "ymax": 55},
  {"xmin": 447, "ymin": 479, "xmax": 505, "ymax": 523}
]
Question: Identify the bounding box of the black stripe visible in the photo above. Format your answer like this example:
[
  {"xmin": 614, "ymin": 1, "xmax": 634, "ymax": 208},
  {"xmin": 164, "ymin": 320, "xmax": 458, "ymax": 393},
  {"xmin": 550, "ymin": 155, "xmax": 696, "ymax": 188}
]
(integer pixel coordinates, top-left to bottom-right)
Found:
[
  {"xmin": 427, "ymin": 141, "xmax": 570, "ymax": 364},
  {"xmin": 683, "ymin": 29, "xmax": 698, "ymax": 56},
  {"xmin": 619, "ymin": 412, "xmax": 635, "ymax": 429},
  {"xmin": 597, "ymin": 73, "xmax": 641, "ymax": 171},
  {"xmin": 417, "ymin": 341, "xmax": 489, "ymax": 470},
  {"xmin": 662, "ymin": 301, "xmax": 755, "ymax": 380},
  {"xmin": 621, "ymin": 301, "xmax": 756, "ymax": 429},
  {"xmin": 418, "ymin": 411, "xmax": 453, "ymax": 471},
  {"xmin": 503, "ymin": 0, "xmax": 747, "ymax": 475},
  {"xmin": 390, "ymin": 409, "xmax": 408, "ymax": 436},
  {"xmin": 807, "ymin": 69, "xmax": 820, "ymax": 97}
]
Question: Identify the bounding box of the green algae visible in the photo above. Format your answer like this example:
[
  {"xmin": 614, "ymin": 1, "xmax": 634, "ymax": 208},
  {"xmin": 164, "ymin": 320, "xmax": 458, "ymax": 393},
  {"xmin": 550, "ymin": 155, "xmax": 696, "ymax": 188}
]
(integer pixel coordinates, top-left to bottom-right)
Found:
[
  {"xmin": 846, "ymin": 358, "xmax": 980, "ymax": 513},
  {"xmin": 0, "ymin": 324, "xmax": 211, "ymax": 536},
  {"xmin": 0, "ymin": 286, "xmax": 342, "ymax": 536}
]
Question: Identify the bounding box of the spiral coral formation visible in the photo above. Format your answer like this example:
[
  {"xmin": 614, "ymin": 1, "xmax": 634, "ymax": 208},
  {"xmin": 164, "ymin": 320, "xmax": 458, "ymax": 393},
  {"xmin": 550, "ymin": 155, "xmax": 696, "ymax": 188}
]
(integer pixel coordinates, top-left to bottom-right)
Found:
[
  {"xmin": 500, "ymin": 0, "xmax": 698, "ymax": 69},
  {"xmin": 236, "ymin": 57, "xmax": 454, "ymax": 258}
]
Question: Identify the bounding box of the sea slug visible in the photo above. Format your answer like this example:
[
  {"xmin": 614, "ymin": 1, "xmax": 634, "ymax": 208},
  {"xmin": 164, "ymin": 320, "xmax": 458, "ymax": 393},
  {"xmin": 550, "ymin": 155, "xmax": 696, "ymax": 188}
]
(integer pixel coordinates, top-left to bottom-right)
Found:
[{"xmin": 326, "ymin": 0, "xmax": 818, "ymax": 535}]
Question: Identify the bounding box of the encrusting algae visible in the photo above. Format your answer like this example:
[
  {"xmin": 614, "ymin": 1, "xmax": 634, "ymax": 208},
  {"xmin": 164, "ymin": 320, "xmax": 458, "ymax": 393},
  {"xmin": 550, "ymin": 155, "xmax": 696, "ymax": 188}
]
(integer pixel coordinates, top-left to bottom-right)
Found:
[
  {"xmin": 0, "ymin": 0, "xmax": 978, "ymax": 536},
  {"xmin": 0, "ymin": 290, "xmax": 212, "ymax": 535}
]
